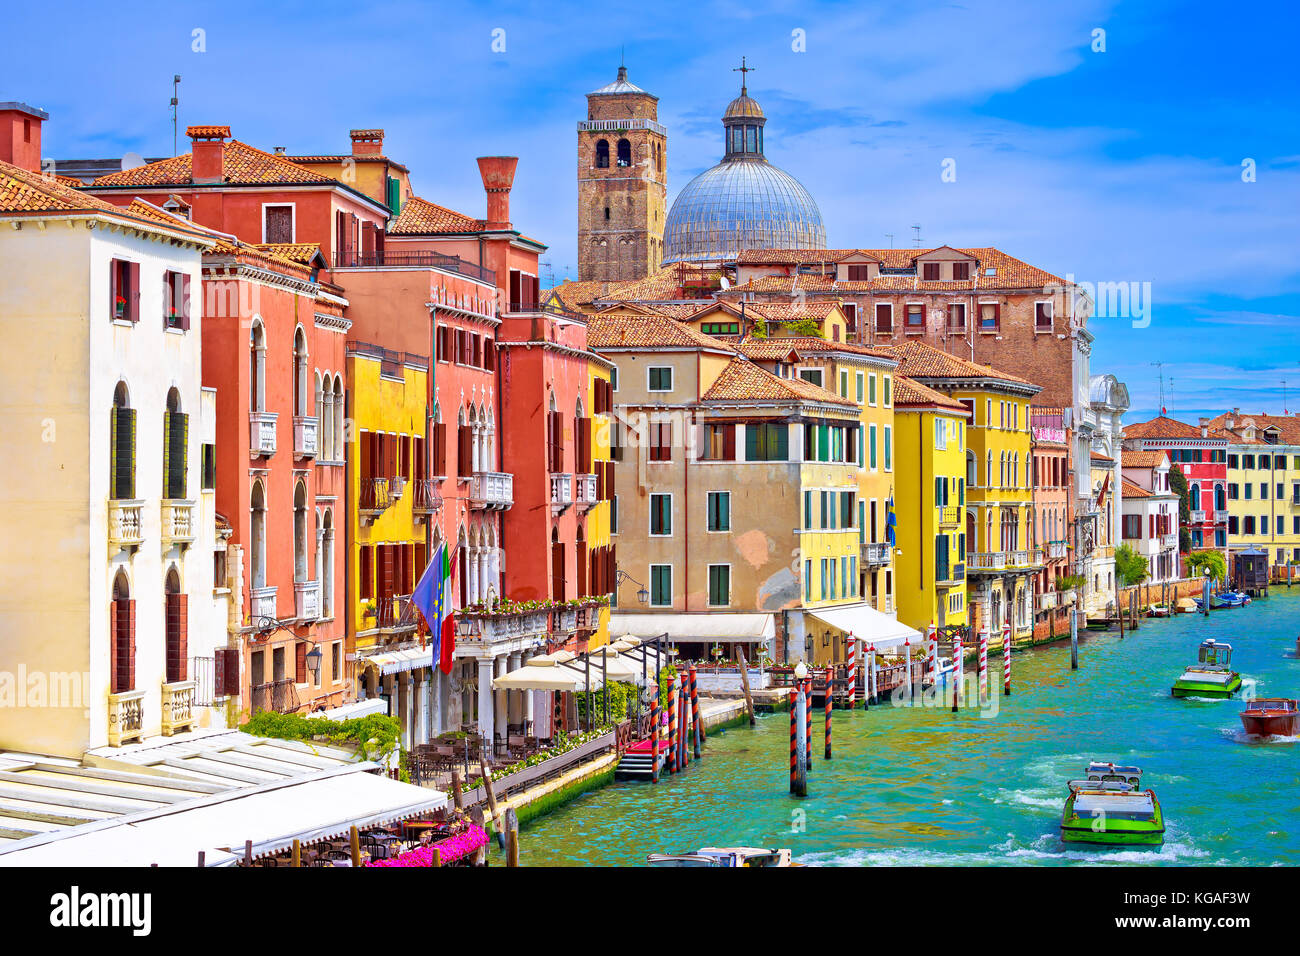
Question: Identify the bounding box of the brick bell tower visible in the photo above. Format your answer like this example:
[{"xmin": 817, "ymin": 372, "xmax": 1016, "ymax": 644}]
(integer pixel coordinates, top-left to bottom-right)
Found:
[{"xmin": 577, "ymin": 65, "xmax": 667, "ymax": 283}]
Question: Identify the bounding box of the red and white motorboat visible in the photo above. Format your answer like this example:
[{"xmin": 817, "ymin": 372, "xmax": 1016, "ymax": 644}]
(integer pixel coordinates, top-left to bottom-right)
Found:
[{"xmin": 1240, "ymin": 698, "xmax": 1300, "ymax": 737}]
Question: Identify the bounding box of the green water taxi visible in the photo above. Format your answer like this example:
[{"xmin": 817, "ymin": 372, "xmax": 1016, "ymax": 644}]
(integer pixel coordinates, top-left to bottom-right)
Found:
[
  {"xmin": 1060, "ymin": 764, "xmax": 1165, "ymax": 846},
  {"xmin": 1171, "ymin": 639, "xmax": 1242, "ymax": 698},
  {"xmin": 647, "ymin": 847, "xmax": 794, "ymax": 867}
]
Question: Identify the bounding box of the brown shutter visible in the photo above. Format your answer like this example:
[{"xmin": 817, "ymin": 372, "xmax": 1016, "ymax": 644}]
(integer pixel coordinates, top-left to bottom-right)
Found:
[
  {"xmin": 295, "ymin": 642, "xmax": 307, "ymax": 683},
  {"xmin": 166, "ymin": 592, "xmax": 188, "ymax": 682},
  {"xmin": 404, "ymin": 543, "xmax": 415, "ymax": 594},
  {"xmin": 128, "ymin": 262, "xmax": 141, "ymax": 322},
  {"xmin": 723, "ymin": 424, "xmax": 736, "ymax": 461},
  {"xmin": 433, "ymin": 423, "xmax": 446, "ymax": 475},
  {"xmin": 360, "ymin": 546, "xmax": 373, "ymax": 600},
  {"xmin": 381, "ymin": 544, "xmax": 394, "ymax": 598},
  {"xmin": 359, "ymin": 429, "xmax": 372, "ymax": 482},
  {"xmin": 458, "ymin": 425, "xmax": 472, "ymax": 473},
  {"xmin": 577, "ymin": 542, "xmax": 587, "ymax": 598},
  {"xmin": 125, "ymin": 599, "xmax": 136, "ymax": 691},
  {"xmin": 578, "ymin": 418, "xmax": 590, "ymax": 474},
  {"xmin": 607, "ymin": 459, "xmax": 616, "ymax": 499},
  {"xmin": 400, "ymin": 435, "xmax": 411, "ymax": 480},
  {"xmin": 551, "ymin": 541, "xmax": 565, "ymax": 601}
]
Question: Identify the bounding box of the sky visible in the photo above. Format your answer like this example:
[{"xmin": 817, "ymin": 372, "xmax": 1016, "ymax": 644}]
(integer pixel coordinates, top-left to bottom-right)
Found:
[{"xmin": 4, "ymin": 0, "xmax": 1297, "ymax": 423}]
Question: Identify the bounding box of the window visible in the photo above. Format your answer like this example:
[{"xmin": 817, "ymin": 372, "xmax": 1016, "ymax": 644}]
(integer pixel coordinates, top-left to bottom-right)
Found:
[
  {"xmin": 707, "ymin": 491, "xmax": 731, "ymax": 532},
  {"xmin": 649, "ymin": 494, "xmax": 672, "ymax": 536},
  {"xmin": 979, "ymin": 302, "xmax": 1000, "ymax": 331},
  {"xmin": 839, "ymin": 370, "xmax": 849, "ymax": 397},
  {"xmin": 948, "ymin": 303, "xmax": 966, "ymax": 330},
  {"xmin": 110, "ymin": 258, "xmax": 140, "ymax": 323},
  {"xmin": 805, "ymin": 559, "xmax": 813, "ymax": 601},
  {"xmin": 701, "ymin": 321, "xmax": 740, "ymax": 336},
  {"xmin": 1035, "ymin": 301, "xmax": 1053, "ymax": 331},
  {"xmin": 701, "ymin": 423, "xmax": 736, "ymax": 461},
  {"xmin": 855, "ymin": 372, "xmax": 864, "ymax": 403},
  {"xmin": 616, "ymin": 138, "xmax": 632, "ymax": 167},
  {"xmin": 611, "ymin": 495, "xmax": 619, "ymax": 534},
  {"xmin": 610, "ymin": 366, "xmax": 619, "ymax": 391},
  {"xmin": 745, "ymin": 423, "xmax": 788, "ymax": 461},
  {"xmin": 202, "ymin": 443, "xmax": 216, "ymax": 490},
  {"xmin": 163, "ymin": 389, "xmax": 188, "ymax": 499},
  {"xmin": 905, "ymin": 304, "xmax": 924, "ymax": 328},
  {"xmin": 869, "ymin": 424, "xmax": 878, "ymax": 469},
  {"xmin": 649, "ymin": 421, "xmax": 673, "ymax": 462},
  {"xmin": 163, "ymin": 270, "xmax": 191, "ymax": 331},
  {"xmin": 110, "ymin": 383, "xmax": 136, "ymax": 500},
  {"xmin": 867, "ymin": 374, "xmax": 877, "ymax": 406},
  {"xmin": 883, "ymin": 425, "xmax": 892, "ymax": 470},
  {"xmin": 922, "ymin": 262, "xmax": 940, "ymax": 280},
  {"xmin": 263, "ymin": 204, "xmax": 294, "ymax": 243},
  {"xmin": 648, "ymin": 367, "xmax": 673, "ymax": 391},
  {"xmin": 847, "ymin": 264, "xmax": 871, "ymax": 281},
  {"xmin": 650, "ymin": 565, "xmax": 672, "ymax": 606},
  {"xmin": 883, "ymin": 376, "xmax": 891, "ymax": 407},
  {"xmin": 952, "ymin": 262, "xmax": 970, "ymax": 280},
  {"xmin": 875, "ymin": 303, "xmax": 893, "ymax": 333},
  {"xmin": 798, "ymin": 368, "xmax": 823, "ymax": 388},
  {"xmin": 934, "ymin": 417, "xmax": 948, "ymax": 450},
  {"xmin": 707, "ymin": 565, "xmax": 730, "ymax": 606},
  {"xmin": 595, "ymin": 139, "xmax": 609, "ymax": 168}
]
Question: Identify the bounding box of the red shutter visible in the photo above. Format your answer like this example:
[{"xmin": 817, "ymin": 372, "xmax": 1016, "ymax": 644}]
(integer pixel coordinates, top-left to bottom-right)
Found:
[
  {"xmin": 359, "ymin": 430, "xmax": 372, "ymax": 482},
  {"xmin": 125, "ymin": 599, "xmax": 136, "ymax": 691},
  {"xmin": 433, "ymin": 423, "xmax": 446, "ymax": 475},
  {"xmin": 458, "ymin": 425, "xmax": 472, "ymax": 474},
  {"xmin": 723, "ymin": 424, "xmax": 736, "ymax": 461},
  {"xmin": 128, "ymin": 262, "xmax": 141, "ymax": 323},
  {"xmin": 577, "ymin": 543, "xmax": 588, "ymax": 599},
  {"xmin": 360, "ymin": 546, "xmax": 373, "ymax": 600},
  {"xmin": 551, "ymin": 541, "xmax": 565, "ymax": 601},
  {"xmin": 381, "ymin": 544, "xmax": 394, "ymax": 598},
  {"xmin": 181, "ymin": 274, "xmax": 192, "ymax": 330},
  {"xmin": 607, "ymin": 459, "xmax": 615, "ymax": 499},
  {"xmin": 109, "ymin": 260, "xmax": 119, "ymax": 321},
  {"xmin": 109, "ymin": 600, "xmax": 120, "ymax": 694},
  {"xmin": 295, "ymin": 642, "xmax": 307, "ymax": 683},
  {"xmin": 401, "ymin": 435, "xmax": 411, "ymax": 480},
  {"xmin": 577, "ymin": 418, "xmax": 591, "ymax": 474},
  {"xmin": 166, "ymin": 592, "xmax": 188, "ymax": 682}
]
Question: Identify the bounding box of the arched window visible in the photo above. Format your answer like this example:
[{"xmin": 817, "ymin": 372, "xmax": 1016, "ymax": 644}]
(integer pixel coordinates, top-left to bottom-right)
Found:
[
  {"xmin": 250, "ymin": 319, "xmax": 267, "ymax": 413},
  {"xmin": 111, "ymin": 382, "xmax": 136, "ymax": 500},
  {"xmin": 164, "ymin": 387, "xmax": 187, "ymax": 500},
  {"xmin": 251, "ymin": 481, "xmax": 267, "ymax": 590},
  {"xmin": 322, "ymin": 509, "xmax": 334, "ymax": 617},
  {"xmin": 616, "ymin": 138, "xmax": 631, "ymax": 167},
  {"xmin": 111, "ymin": 571, "xmax": 134, "ymax": 693},
  {"xmin": 551, "ymin": 527, "xmax": 566, "ymax": 601},
  {"xmin": 595, "ymin": 139, "xmax": 609, "ymax": 169},
  {"xmin": 294, "ymin": 481, "xmax": 308, "ymax": 583},
  {"xmin": 315, "ymin": 371, "xmax": 327, "ymax": 460},
  {"xmin": 966, "ymin": 450, "xmax": 977, "ymax": 488},
  {"xmin": 293, "ymin": 327, "xmax": 309, "ymax": 417},
  {"xmin": 575, "ymin": 525, "xmax": 587, "ymax": 598},
  {"xmin": 333, "ymin": 375, "xmax": 345, "ymax": 459},
  {"xmin": 165, "ymin": 567, "xmax": 187, "ymax": 683}
]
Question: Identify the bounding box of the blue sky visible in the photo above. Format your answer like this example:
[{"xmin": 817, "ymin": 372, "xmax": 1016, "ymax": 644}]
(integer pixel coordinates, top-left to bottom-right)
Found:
[{"xmin": 4, "ymin": 0, "xmax": 1297, "ymax": 422}]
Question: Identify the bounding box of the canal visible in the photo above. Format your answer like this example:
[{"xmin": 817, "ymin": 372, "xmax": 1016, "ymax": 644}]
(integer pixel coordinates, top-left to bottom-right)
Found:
[{"xmin": 520, "ymin": 588, "xmax": 1300, "ymax": 866}]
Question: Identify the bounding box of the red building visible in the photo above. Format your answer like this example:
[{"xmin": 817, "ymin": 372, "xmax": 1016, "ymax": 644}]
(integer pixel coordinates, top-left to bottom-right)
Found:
[
  {"xmin": 84, "ymin": 128, "xmax": 380, "ymax": 716},
  {"xmin": 1123, "ymin": 416, "xmax": 1228, "ymax": 553}
]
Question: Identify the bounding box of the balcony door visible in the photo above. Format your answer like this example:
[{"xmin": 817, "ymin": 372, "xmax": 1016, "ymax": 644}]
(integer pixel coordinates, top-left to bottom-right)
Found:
[
  {"xmin": 164, "ymin": 568, "xmax": 187, "ymax": 683},
  {"xmin": 272, "ymin": 646, "xmax": 286, "ymax": 684},
  {"xmin": 110, "ymin": 571, "xmax": 135, "ymax": 693},
  {"xmin": 551, "ymin": 529, "xmax": 566, "ymax": 601}
]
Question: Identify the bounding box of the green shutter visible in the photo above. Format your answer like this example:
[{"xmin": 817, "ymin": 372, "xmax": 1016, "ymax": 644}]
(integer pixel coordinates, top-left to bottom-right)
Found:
[
  {"xmin": 745, "ymin": 424, "xmax": 758, "ymax": 461},
  {"xmin": 818, "ymin": 424, "xmax": 829, "ymax": 462},
  {"xmin": 114, "ymin": 407, "xmax": 136, "ymax": 499},
  {"xmin": 167, "ymin": 412, "xmax": 188, "ymax": 498}
]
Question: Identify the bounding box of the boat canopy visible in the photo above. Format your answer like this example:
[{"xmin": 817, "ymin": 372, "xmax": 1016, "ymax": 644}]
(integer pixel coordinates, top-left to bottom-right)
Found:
[{"xmin": 1198, "ymin": 640, "xmax": 1232, "ymax": 666}]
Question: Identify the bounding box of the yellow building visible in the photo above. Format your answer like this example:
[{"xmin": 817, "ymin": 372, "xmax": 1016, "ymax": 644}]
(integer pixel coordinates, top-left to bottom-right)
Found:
[
  {"xmin": 286, "ymin": 129, "xmax": 413, "ymax": 219},
  {"xmin": 1210, "ymin": 412, "xmax": 1300, "ymax": 573},
  {"xmin": 892, "ymin": 377, "xmax": 970, "ymax": 632},
  {"xmin": 584, "ymin": 356, "xmax": 615, "ymax": 649},
  {"xmin": 345, "ymin": 341, "xmax": 430, "ymax": 746},
  {"xmin": 886, "ymin": 341, "xmax": 1041, "ymax": 640}
]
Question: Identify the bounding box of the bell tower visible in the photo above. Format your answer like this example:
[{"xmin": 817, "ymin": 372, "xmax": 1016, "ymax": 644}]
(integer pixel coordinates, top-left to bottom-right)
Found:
[{"xmin": 577, "ymin": 65, "xmax": 667, "ymax": 283}]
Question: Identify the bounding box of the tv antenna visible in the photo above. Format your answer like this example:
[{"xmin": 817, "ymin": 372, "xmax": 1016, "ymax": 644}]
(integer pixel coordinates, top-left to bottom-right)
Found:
[
  {"xmin": 1284, "ymin": 378, "xmax": 1289, "ymax": 415},
  {"xmin": 885, "ymin": 233, "xmax": 894, "ymax": 249},
  {"xmin": 170, "ymin": 75, "xmax": 181, "ymax": 156},
  {"xmin": 1150, "ymin": 361, "xmax": 1167, "ymax": 414},
  {"xmin": 911, "ymin": 224, "xmax": 923, "ymax": 247}
]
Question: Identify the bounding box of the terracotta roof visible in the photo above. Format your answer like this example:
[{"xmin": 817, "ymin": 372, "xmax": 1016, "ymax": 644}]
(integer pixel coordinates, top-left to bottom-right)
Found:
[
  {"xmin": 1091, "ymin": 451, "xmax": 1115, "ymax": 463},
  {"xmin": 587, "ymin": 313, "xmax": 733, "ymax": 351},
  {"xmin": 92, "ymin": 139, "xmax": 335, "ymax": 187},
  {"xmin": 733, "ymin": 246, "xmax": 1066, "ymax": 289},
  {"xmin": 1123, "ymin": 416, "xmax": 1209, "ymax": 440},
  {"xmin": 880, "ymin": 340, "xmax": 1037, "ymax": 389},
  {"xmin": 258, "ymin": 242, "xmax": 327, "ymax": 267},
  {"xmin": 388, "ymin": 195, "xmax": 482, "ymax": 235},
  {"xmin": 736, "ymin": 335, "xmax": 894, "ymax": 362},
  {"xmin": 1121, "ymin": 450, "xmax": 1168, "ymax": 468},
  {"xmin": 122, "ymin": 199, "xmax": 313, "ymax": 277},
  {"xmin": 1203, "ymin": 411, "xmax": 1300, "ymax": 446},
  {"xmin": 1121, "ymin": 478, "xmax": 1152, "ymax": 499},
  {"xmin": 892, "ymin": 376, "xmax": 970, "ymax": 412},
  {"xmin": 548, "ymin": 263, "xmax": 724, "ymax": 308},
  {"xmin": 701, "ymin": 357, "xmax": 856, "ymax": 407}
]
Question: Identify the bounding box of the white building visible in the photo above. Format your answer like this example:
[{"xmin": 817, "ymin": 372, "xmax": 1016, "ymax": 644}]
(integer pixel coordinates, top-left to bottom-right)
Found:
[
  {"xmin": 1120, "ymin": 451, "xmax": 1180, "ymax": 585},
  {"xmin": 1076, "ymin": 373, "xmax": 1130, "ymax": 615},
  {"xmin": 0, "ymin": 113, "xmax": 228, "ymax": 757}
]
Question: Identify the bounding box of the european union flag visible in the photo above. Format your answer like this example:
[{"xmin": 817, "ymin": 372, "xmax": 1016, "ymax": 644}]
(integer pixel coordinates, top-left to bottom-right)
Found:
[{"xmin": 885, "ymin": 495, "xmax": 897, "ymax": 547}]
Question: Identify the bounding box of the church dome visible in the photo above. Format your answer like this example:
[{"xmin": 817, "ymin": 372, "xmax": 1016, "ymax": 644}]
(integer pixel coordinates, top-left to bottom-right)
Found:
[{"xmin": 663, "ymin": 70, "xmax": 825, "ymax": 264}]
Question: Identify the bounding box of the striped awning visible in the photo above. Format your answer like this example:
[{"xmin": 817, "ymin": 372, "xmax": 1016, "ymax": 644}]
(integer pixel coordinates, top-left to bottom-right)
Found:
[{"xmin": 360, "ymin": 647, "xmax": 433, "ymax": 675}]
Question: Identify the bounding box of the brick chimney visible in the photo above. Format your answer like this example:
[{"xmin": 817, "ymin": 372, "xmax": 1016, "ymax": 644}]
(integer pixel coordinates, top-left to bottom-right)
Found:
[
  {"xmin": 350, "ymin": 129, "xmax": 384, "ymax": 157},
  {"xmin": 0, "ymin": 102, "xmax": 48, "ymax": 173},
  {"xmin": 188, "ymin": 125, "xmax": 230, "ymax": 183},
  {"xmin": 477, "ymin": 156, "xmax": 518, "ymax": 231}
]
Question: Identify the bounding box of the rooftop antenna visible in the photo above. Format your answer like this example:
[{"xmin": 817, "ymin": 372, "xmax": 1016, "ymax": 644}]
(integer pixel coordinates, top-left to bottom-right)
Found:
[
  {"xmin": 885, "ymin": 233, "xmax": 894, "ymax": 249},
  {"xmin": 1150, "ymin": 361, "xmax": 1167, "ymax": 415},
  {"xmin": 170, "ymin": 75, "xmax": 181, "ymax": 157},
  {"xmin": 1284, "ymin": 378, "xmax": 1289, "ymax": 415},
  {"xmin": 912, "ymin": 224, "xmax": 922, "ymax": 247},
  {"xmin": 540, "ymin": 259, "xmax": 556, "ymax": 288}
]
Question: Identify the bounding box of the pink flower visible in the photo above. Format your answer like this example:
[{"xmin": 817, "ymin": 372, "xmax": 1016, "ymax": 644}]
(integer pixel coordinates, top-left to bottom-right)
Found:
[{"xmin": 364, "ymin": 824, "xmax": 488, "ymax": 867}]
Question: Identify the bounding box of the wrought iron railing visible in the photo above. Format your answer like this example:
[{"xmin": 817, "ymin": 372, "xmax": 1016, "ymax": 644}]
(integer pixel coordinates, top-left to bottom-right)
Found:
[
  {"xmin": 251, "ymin": 679, "xmax": 300, "ymax": 715},
  {"xmin": 334, "ymin": 249, "xmax": 495, "ymax": 284}
]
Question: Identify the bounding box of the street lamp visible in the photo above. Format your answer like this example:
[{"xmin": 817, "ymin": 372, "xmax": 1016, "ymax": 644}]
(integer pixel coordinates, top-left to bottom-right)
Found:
[
  {"xmin": 615, "ymin": 568, "xmax": 650, "ymax": 605},
  {"xmin": 793, "ymin": 660, "xmax": 808, "ymax": 680},
  {"xmin": 305, "ymin": 644, "xmax": 323, "ymax": 681}
]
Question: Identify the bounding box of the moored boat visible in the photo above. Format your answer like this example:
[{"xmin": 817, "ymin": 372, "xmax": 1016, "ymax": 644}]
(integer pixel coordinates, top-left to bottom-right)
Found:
[
  {"xmin": 647, "ymin": 846, "xmax": 795, "ymax": 867},
  {"xmin": 1240, "ymin": 698, "xmax": 1299, "ymax": 738},
  {"xmin": 1171, "ymin": 639, "xmax": 1242, "ymax": 698},
  {"xmin": 1060, "ymin": 764, "xmax": 1164, "ymax": 846},
  {"xmin": 1147, "ymin": 604, "xmax": 1171, "ymax": 618}
]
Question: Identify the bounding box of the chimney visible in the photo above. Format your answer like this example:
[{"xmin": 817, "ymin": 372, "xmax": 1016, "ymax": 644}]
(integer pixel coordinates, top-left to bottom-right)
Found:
[
  {"xmin": 476, "ymin": 156, "xmax": 518, "ymax": 231},
  {"xmin": 188, "ymin": 125, "xmax": 230, "ymax": 183},
  {"xmin": 350, "ymin": 129, "xmax": 384, "ymax": 157},
  {"xmin": 0, "ymin": 101, "xmax": 48, "ymax": 173},
  {"xmin": 273, "ymin": 146, "xmax": 285, "ymax": 155}
]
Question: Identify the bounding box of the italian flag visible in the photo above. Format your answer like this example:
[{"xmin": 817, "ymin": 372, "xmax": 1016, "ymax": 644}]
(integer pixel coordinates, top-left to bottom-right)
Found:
[{"xmin": 412, "ymin": 543, "xmax": 456, "ymax": 674}]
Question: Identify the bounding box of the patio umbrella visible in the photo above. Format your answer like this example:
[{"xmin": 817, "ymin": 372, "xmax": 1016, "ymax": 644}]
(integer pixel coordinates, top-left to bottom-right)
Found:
[{"xmin": 490, "ymin": 657, "xmax": 602, "ymax": 692}]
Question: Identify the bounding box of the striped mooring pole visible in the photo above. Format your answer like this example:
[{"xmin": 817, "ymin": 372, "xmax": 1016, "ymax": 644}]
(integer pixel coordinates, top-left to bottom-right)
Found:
[
  {"xmin": 689, "ymin": 664, "xmax": 704, "ymax": 752},
  {"xmin": 650, "ymin": 698, "xmax": 660, "ymax": 783},
  {"xmin": 978, "ymin": 629, "xmax": 989, "ymax": 705},
  {"xmin": 793, "ymin": 685, "xmax": 808, "ymax": 797},
  {"xmin": 846, "ymin": 635, "xmax": 857, "ymax": 710},
  {"xmin": 952, "ymin": 632, "xmax": 962, "ymax": 712},
  {"xmin": 868, "ymin": 645, "xmax": 877, "ymax": 705},
  {"xmin": 927, "ymin": 624, "xmax": 937, "ymax": 689},
  {"xmin": 804, "ymin": 678, "xmax": 813, "ymax": 776},
  {"xmin": 679, "ymin": 673, "xmax": 690, "ymax": 769},
  {"xmin": 666, "ymin": 674, "xmax": 678, "ymax": 773},
  {"xmin": 824, "ymin": 667, "xmax": 833, "ymax": 760},
  {"xmin": 789, "ymin": 688, "xmax": 798, "ymax": 794},
  {"xmin": 903, "ymin": 637, "xmax": 912, "ymax": 703},
  {"xmin": 1003, "ymin": 622, "xmax": 1012, "ymax": 696}
]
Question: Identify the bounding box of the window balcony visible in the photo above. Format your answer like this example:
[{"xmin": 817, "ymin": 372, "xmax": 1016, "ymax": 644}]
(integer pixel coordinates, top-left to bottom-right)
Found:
[
  {"xmin": 106, "ymin": 688, "xmax": 145, "ymax": 747},
  {"xmin": 455, "ymin": 608, "xmax": 550, "ymax": 647},
  {"xmin": 1161, "ymin": 533, "xmax": 1179, "ymax": 550},
  {"xmin": 969, "ymin": 551, "xmax": 1008, "ymax": 572},
  {"xmin": 250, "ymin": 585, "xmax": 277, "ymax": 622},
  {"xmin": 161, "ymin": 499, "xmax": 196, "ymax": 551},
  {"xmin": 376, "ymin": 593, "xmax": 419, "ymax": 633},
  {"xmin": 1189, "ymin": 509, "xmax": 1206, "ymax": 524},
  {"xmin": 938, "ymin": 505, "xmax": 960, "ymax": 528},
  {"xmin": 936, "ymin": 563, "xmax": 964, "ymax": 586},
  {"xmin": 250, "ymin": 411, "xmax": 278, "ymax": 457},
  {"xmin": 251, "ymin": 679, "xmax": 300, "ymax": 715},
  {"xmin": 411, "ymin": 477, "xmax": 443, "ymax": 516},
  {"xmin": 161, "ymin": 680, "xmax": 196, "ymax": 736},
  {"xmin": 108, "ymin": 499, "xmax": 145, "ymax": 553},
  {"xmin": 1036, "ymin": 591, "xmax": 1059, "ymax": 611},
  {"xmin": 359, "ymin": 478, "xmax": 393, "ymax": 519},
  {"xmin": 470, "ymin": 471, "xmax": 513, "ymax": 510},
  {"xmin": 861, "ymin": 542, "xmax": 891, "ymax": 566},
  {"xmin": 1213, "ymin": 509, "xmax": 1230, "ymax": 524},
  {"xmin": 295, "ymin": 580, "xmax": 321, "ymax": 622},
  {"xmin": 293, "ymin": 415, "xmax": 318, "ymax": 459},
  {"xmin": 550, "ymin": 473, "xmax": 574, "ymax": 515},
  {"xmin": 1046, "ymin": 540, "xmax": 1068, "ymax": 560},
  {"xmin": 574, "ymin": 474, "xmax": 598, "ymax": 512},
  {"xmin": 1009, "ymin": 549, "xmax": 1044, "ymax": 568}
]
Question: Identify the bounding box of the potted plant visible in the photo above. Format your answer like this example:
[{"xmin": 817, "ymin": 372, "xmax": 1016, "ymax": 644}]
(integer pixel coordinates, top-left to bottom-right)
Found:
[
  {"xmin": 361, "ymin": 600, "xmax": 377, "ymax": 624},
  {"xmin": 114, "ymin": 294, "xmax": 127, "ymax": 319}
]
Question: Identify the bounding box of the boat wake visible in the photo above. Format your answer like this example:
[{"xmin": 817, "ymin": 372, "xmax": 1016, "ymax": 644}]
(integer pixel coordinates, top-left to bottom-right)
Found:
[
  {"xmin": 1221, "ymin": 727, "xmax": 1300, "ymax": 745},
  {"xmin": 800, "ymin": 831, "xmax": 1212, "ymax": 867}
]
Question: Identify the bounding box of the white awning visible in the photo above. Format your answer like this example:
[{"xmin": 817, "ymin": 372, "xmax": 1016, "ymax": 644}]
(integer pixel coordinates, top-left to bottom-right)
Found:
[
  {"xmin": 610, "ymin": 612, "xmax": 775, "ymax": 643},
  {"xmin": 361, "ymin": 647, "xmax": 433, "ymax": 675},
  {"xmin": 805, "ymin": 603, "xmax": 921, "ymax": 651},
  {"xmin": 0, "ymin": 766, "xmax": 447, "ymax": 867},
  {"xmin": 491, "ymin": 658, "xmax": 603, "ymax": 692}
]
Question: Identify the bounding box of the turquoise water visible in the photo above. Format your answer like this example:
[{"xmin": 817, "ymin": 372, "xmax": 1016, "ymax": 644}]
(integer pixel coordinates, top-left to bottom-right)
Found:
[{"xmin": 519, "ymin": 589, "xmax": 1300, "ymax": 866}]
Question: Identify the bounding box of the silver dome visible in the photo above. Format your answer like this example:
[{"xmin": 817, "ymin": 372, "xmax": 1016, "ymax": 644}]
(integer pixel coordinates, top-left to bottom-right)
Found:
[{"xmin": 663, "ymin": 158, "xmax": 826, "ymax": 264}]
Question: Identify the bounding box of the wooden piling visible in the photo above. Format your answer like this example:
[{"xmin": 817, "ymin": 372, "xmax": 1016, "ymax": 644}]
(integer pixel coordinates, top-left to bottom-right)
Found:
[
  {"xmin": 1070, "ymin": 609, "xmax": 1079, "ymax": 669},
  {"xmin": 804, "ymin": 678, "xmax": 813, "ymax": 775},
  {"xmin": 450, "ymin": 769, "xmax": 464, "ymax": 810},
  {"xmin": 793, "ymin": 686, "xmax": 808, "ymax": 797},
  {"xmin": 479, "ymin": 754, "xmax": 506, "ymax": 850},
  {"xmin": 789, "ymin": 688, "xmax": 798, "ymax": 794},
  {"xmin": 736, "ymin": 646, "xmax": 756, "ymax": 725},
  {"xmin": 666, "ymin": 674, "xmax": 678, "ymax": 773},
  {"xmin": 349, "ymin": 826, "xmax": 361, "ymax": 867},
  {"xmin": 505, "ymin": 808, "xmax": 520, "ymax": 867},
  {"xmin": 690, "ymin": 664, "xmax": 704, "ymax": 748},
  {"xmin": 292, "ymin": 839, "xmax": 301, "ymax": 868}
]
